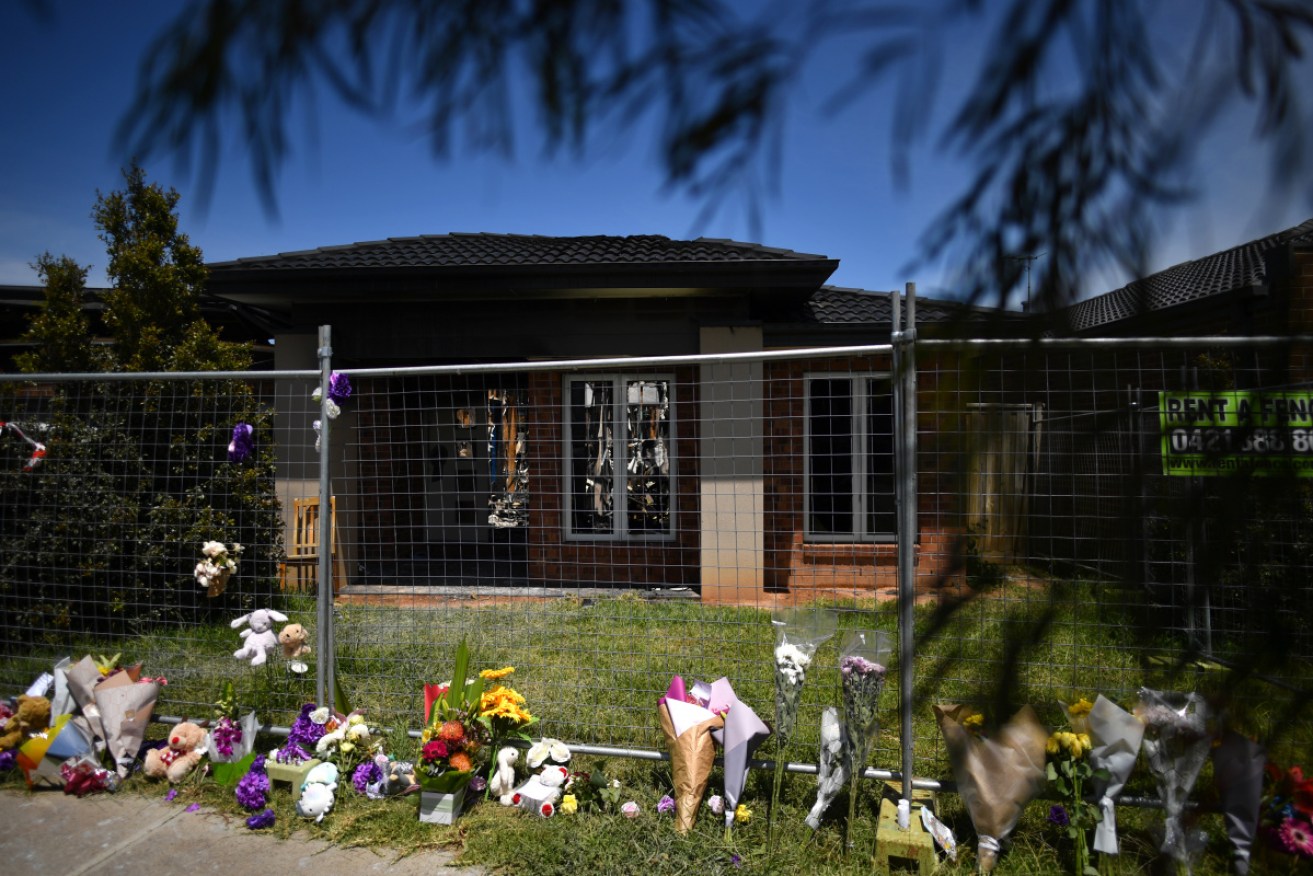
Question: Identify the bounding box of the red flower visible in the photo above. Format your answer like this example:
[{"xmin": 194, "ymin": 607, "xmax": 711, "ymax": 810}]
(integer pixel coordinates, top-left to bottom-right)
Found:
[
  {"xmin": 541, "ymin": 802, "xmax": 554, "ymax": 818},
  {"xmin": 421, "ymin": 739, "xmax": 449, "ymax": 762}
]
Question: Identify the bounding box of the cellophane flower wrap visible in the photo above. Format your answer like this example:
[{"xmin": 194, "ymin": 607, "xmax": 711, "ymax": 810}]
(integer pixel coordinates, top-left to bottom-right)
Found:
[
  {"xmin": 208, "ymin": 681, "xmax": 259, "ymax": 764},
  {"xmin": 935, "ymin": 704, "xmax": 1048, "ymax": 873},
  {"xmin": 1082, "ymin": 694, "xmax": 1145, "ymax": 857},
  {"xmin": 1136, "ymin": 688, "xmax": 1211, "ymax": 875},
  {"xmin": 419, "ymin": 640, "xmax": 489, "ymax": 795},
  {"xmin": 1211, "ymin": 731, "xmax": 1265, "ymax": 875},
  {"xmin": 769, "ymin": 607, "xmax": 836, "ymax": 844},
  {"xmin": 838, "ymin": 629, "xmax": 891, "ymax": 850},
  {"xmin": 707, "ymin": 677, "xmax": 771, "ymax": 840}
]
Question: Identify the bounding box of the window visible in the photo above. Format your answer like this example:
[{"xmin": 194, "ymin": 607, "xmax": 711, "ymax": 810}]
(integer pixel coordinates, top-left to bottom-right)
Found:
[
  {"xmin": 806, "ymin": 375, "xmax": 895, "ymax": 541},
  {"xmin": 566, "ymin": 376, "xmax": 673, "ymax": 538}
]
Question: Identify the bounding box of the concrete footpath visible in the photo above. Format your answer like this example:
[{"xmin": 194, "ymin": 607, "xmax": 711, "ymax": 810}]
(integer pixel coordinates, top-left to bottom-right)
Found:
[{"xmin": 0, "ymin": 790, "xmax": 487, "ymax": 875}]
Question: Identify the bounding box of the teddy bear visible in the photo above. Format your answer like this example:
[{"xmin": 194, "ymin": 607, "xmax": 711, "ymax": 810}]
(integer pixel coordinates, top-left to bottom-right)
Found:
[
  {"xmin": 232, "ymin": 609, "xmax": 289, "ymax": 666},
  {"xmin": 143, "ymin": 720, "xmax": 207, "ymax": 783},
  {"xmin": 278, "ymin": 623, "xmax": 311, "ymax": 659},
  {"xmin": 378, "ymin": 758, "xmax": 419, "ymax": 797},
  {"xmin": 0, "ymin": 695, "xmax": 50, "ymax": 752}
]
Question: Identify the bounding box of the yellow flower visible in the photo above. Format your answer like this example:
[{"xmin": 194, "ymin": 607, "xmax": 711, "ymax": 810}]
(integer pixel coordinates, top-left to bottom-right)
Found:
[
  {"xmin": 735, "ymin": 804, "xmax": 752, "ymax": 824},
  {"xmin": 480, "ymin": 666, "xmax": 515, "ymax": 681},
  {"xmin": 1068, "ymin": 697, "xmax": 1094, "ymax": 717},
  {"xmin": 962, "ymin": 713, "xmax": 985, "ymax": 735},
  {"xmin": 560, "ymin": 794, "xmax": 578, "ymax": 814},
  {"xmin": 1046, "ymin": 734, "xmax": 1061, "ymax": 756}
]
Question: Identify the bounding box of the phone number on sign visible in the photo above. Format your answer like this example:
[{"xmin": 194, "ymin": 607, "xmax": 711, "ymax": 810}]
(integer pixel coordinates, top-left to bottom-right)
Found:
[{"xmin": 1167, "ymin": 428, "xmax": 1313, "ymax": 455}]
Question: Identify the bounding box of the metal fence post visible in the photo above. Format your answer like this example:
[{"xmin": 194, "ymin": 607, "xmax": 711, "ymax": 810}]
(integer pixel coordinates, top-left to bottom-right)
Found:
[
  {"xmin": 892, "ymin": 282, "xmax": 919, "ymax": 818},
  {"xmin": 316, "ymin": 325, "xmax": 336, "ymax": 707}
]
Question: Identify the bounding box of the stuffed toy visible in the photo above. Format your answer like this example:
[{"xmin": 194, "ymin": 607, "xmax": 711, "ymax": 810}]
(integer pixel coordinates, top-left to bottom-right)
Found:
[
  {"xmin": 297, "ymin": 761, "xmax": 339, "ymax": 823},
  {"xmin": 143, "ymin": 721, "xmax": 207, "ymax": 783},
  {"xmin": 0, "ymin": 695, "xmax": 50, "ymax": 752},
  {"xmin": 379, "ymin": 759, "xmax": 419, "ymax": 797},
  {"xmin": 278, "ymin": 624, "xmax": 311, "ymax": 659},
  {"xmin": 491, "ymin": 747, "xmax": 519, "ymax": 804},
  {"xmin": 232, "ymin": 609, "xmax": 289, "ymax": 666}
]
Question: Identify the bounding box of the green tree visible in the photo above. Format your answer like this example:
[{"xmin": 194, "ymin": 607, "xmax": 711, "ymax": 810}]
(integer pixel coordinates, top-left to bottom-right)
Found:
[
  {"xmin": 92, "ymin": 163, "xmax": 248, "ymax": 371},
  {"xmin": 2, "ymin": 167, "xmax": 280, "ymax": 637},
  {"xmin": 14, "ymin": 253, "xmax": 97, "ymax": 374}
]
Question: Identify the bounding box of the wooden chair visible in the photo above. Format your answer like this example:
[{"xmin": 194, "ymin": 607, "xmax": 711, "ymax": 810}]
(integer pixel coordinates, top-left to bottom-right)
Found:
[{"xmin": 279, "ymin": 496, "xmax": 347, "ymax": 593}]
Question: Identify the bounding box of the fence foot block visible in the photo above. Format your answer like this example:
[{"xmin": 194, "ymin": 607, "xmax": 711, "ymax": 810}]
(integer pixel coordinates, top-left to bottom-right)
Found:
[
  {"xmin": 874, "ymin": 794, "xmax": 939, "ymax": 874},
  {"xmin": 266, "ymin": 758, "xmax": 321, "ymax": 802}
]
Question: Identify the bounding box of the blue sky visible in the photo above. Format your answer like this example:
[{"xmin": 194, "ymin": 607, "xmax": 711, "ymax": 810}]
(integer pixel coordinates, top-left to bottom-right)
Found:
[{"xmin": 2, "ymin": 2, "xmax": 1309, "ymax": 303}]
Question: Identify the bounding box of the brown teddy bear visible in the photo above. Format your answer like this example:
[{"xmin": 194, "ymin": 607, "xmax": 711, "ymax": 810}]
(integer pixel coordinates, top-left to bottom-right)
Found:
[
  {"xmin": 0, "ymin": 695, "xmax": 51, "ymax": 752},
  {"xmin": 278, "ymin": 623, "xmax": 311, "ymax": 659},
  {"xmin": 143, "ymin": 720, "xmax": 207, "ymax": 782}
]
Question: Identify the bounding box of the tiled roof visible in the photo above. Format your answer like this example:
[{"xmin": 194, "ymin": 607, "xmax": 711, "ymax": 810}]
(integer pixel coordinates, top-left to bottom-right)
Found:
[
  {"xmin": 798, "ymin": 285, "xmax": 995, "ymax": 325},
  {"xmin": 1065, "ymin": 218, "xmax": 1313, "ymax": 331},
  {"xmin": 208, "ymin": 233, "xmax": 831, "ymax": 272}
]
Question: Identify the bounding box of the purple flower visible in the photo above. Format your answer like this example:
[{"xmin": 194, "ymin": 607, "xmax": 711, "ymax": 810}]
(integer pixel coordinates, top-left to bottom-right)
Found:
[
  {"xmin": 657, "ymin": 795, "xmax": 675, "ymax": 814},
  {"xmin": 227, "ymin": 422, "xmax": 254, "ymax": 463},
  {"xmin": 353, "ymin": 760, "xmax": 382, "ymax": 795},
  {"xmin": 185, "ymin": 803, "xmax": 201, "ymax": 813},
  {"xmin": 246, "ymin": 809, "xmax": 276, "ymax": 830},
  {"xmin": 0, "ymin": 750, "xmax": 16, "ymax": 771},
  {"xmin": 276, "ymin": 703, "xmax": 325, "ymax": 762},
  {"xmin": 469, "ymin": 775, "xmax": 487, "ymax": 793},
  {"xmin": 165, "ymin": 788, "xmax": 178, "ymax": 802},
  {"xmin": 235, "ymin": 754, "xmax": 270, "ymax": 810},
  {"xmin": 1048, "ymin": 804, "xmax": 1070, "ymax": 827},
  {"xmin": 328, "ymin": 372, "xmax": 352, "ymax": 404},
  {"xmin": 731, "ymin": 854, "xmax": 742, "ymax": 867},
  {"xmin": 211, "ymin": 716, "xmax": 242, "ymax": 758}
]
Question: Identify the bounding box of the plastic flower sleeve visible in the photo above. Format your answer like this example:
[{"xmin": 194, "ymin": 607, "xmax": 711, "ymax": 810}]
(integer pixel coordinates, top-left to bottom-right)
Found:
[
  {"xmin": 708, "ymin": 677, "xmax": 771, "ymax": 839},
  {"xmin": 838, "ymin": 629, "xmax": 891, "ymax": 849},
  {"xmin": 1136, "ymin": 688, "xmax": 1211, "ymax": 875},
  {"xmin": 769, "ymin": 607, "xmax": 836, "ymax": 844},
  {"xmin": 1211, "ymin": 731, "xmax": 1265, "ymax": 876},
  {"xmin": 805, "ymin": 706, "xmax": 848, "ymax": 829},
  {"xmin": 1085, "ymin": 694, "xmax": 1145, "ymax": 855},
  {"xmin": 935, "ymin": 704, "xmax": 1048, "ymax": 873}
]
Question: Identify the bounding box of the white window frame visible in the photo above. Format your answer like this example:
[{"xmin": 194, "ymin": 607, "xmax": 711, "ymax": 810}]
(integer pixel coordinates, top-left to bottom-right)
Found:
[
  {"xmin": 564, "ymin": 374, "xmax": 675, "ymax": 541},
  {"xmin": 803, "ymin": 372, "xmax": 896, "ymax": 543}
]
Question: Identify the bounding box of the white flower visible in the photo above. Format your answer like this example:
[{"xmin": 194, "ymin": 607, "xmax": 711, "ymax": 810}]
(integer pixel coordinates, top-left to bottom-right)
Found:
[
  {"xmin": 707, "ymin": 794, "xmax": 724, "ymax": 815},
  {"xmin": 347, "ymin": 723, "xmax": 371, "ymax": 742},
  {"xmin": 324, "ymin": 399, "xmax": 341, "ymax": 420},
  {"xmin": 309, "ymin": 707, "xmax": 331, "ymax": 725},
  {"xmin": 775, "ymin": 643, "xmax": 811, "ymax": 668},
  {"xmin": 230, "ymin": 543, "xmax": 244, "ymax": 555},
  {"xmin": 311, "ymin": 387, "xmax": 323, "ymax": 403},
  {"xmin": 202, "ymin": 540, "xmax": 226, "ymax": 558}
]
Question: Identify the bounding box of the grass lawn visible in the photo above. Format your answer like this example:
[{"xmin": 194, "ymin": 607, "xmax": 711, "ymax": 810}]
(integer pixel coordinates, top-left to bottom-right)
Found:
[{"xmin": 1, "ymin": 575, "xmax": 1309, "ymax": 874}]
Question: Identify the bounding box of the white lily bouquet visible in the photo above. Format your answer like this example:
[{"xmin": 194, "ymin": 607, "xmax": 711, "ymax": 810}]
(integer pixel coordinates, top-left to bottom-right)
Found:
[
  {"xmin": 1136, "ymin": 688, "xmax": 1211, "ymax": 875},
  {"xmin": 768, "ymin": 607, "xmax": 836, "ymax": 844}
]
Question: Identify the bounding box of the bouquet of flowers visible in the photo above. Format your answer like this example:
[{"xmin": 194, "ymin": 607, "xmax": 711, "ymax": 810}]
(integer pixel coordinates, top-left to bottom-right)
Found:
[
  {"xmin": 769, "ymin": 607, "xmax": 836, "ymax": 844},
  {"xmin": 1080, "ymin": 694, "xmax": 1145, "ymax": 858},
  {"xmin": 708, "ymin": 677, "xmax": 771, "ymax": 840},
  {"xmin": 208, "ymin": 681, "xmax": 259, "ymax": 764},
  {"xmin": 935, "ymin": 704, "xmax": 1048, "ymax": 872},
  {"xmin": 1045, "ymin": 702, "xmax": 1099, "ymax": 876},
  {"xmin": 658, "ymin": 675, "xmax": 727, "ymax": 833},
  {"xmin": 477, "ymin": 664, "xmax": 537, "ymax": 780},
  {"xmin": 1259, "ymin": 760, "xmax": 1313, "ymax": 863},
  {"xmin": 805, "ymin": 706, "xmax": 847, "ymax": 829},
  {"xmin": 271, "ymin": 703, "xmax": 330, "ymax": 764},
  {"xmin": 419, "ymin": 640, "xmax": 491, "ymax": 795},
  {"xmin": 312, "ymin": 371, "xmax": 353, "ymax": 420},
  {"xmin": 838, "ymin": 629, "xmax": 891, "ymax": 850},
  {"xmin": 316, "ymin": 711, "xmax": 382, "ymax": 772},
  {"xmin": 1136, "ymin": 688, "xmax": 1211, "ymax": 875},
  {"xmin": 194, "ymin": 540, "xmax": 243, "ymax": 598}
]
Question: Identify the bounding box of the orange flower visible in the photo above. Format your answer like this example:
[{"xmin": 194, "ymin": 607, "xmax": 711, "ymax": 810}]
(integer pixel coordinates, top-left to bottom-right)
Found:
[
  {"xmin": 449, "ymin": 751, "xmax": 473, "ymax": 772},
  {"xmin": 439, "ymin": 720, "xmax": 466, "ymax": 743}
]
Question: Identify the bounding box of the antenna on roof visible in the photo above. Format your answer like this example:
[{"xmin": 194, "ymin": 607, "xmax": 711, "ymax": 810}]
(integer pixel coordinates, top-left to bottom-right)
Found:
[{"xmin": 1006, "ymin": 252, "xmax": 1046, "ymax": 311}]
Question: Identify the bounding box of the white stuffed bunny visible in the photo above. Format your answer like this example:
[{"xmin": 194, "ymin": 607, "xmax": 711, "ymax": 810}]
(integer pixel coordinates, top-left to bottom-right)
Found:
[
  {"xmin": 232, "ymin": 609, "xmax": 289, "ymax": 666},
  {"xmin": 491, "ymin": 746, "xmax": 519, "ymax": 804}
]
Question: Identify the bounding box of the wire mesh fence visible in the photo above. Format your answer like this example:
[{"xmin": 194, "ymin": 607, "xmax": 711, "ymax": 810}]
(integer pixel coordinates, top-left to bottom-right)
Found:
[{"xmin": 1, "ymin": 332, "xmax": 1310, "ymax": 782}]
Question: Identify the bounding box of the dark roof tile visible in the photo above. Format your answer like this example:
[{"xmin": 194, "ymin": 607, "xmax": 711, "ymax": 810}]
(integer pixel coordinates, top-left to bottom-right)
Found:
[{"xmin": 1065, "ymin": 218, "xmax": 1313, "ymax": 331}]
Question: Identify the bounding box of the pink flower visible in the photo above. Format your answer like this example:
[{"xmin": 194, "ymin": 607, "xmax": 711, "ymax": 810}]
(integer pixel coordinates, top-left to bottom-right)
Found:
[
  {"xmin": 657, "ymin": 795, "xmax": 675, "ymax": 814},
  {"xmin": 621, "ymin": 801, "xmax": 640, "ymax": 818},
  {"xmin": 1281, "ymin": 818, "xmax": 1313, "ymax": 858}
]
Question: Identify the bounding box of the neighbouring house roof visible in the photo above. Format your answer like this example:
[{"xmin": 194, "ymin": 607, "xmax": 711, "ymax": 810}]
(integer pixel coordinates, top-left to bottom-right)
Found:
[
  {"xmin": 801, "ymin": 285, "xmax": 989, "ymax": 325},
  {"xmin": 1064, "ymin": 218, "xmax": 1313, "ymax": 332}
]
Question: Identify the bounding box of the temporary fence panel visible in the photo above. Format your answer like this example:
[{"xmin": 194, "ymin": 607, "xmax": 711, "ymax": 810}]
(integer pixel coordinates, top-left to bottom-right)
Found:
[{"xmin": 2, "ymin": 332, "xmax": 1310, "ymax": 785}]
